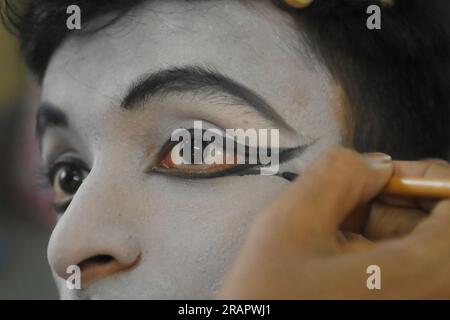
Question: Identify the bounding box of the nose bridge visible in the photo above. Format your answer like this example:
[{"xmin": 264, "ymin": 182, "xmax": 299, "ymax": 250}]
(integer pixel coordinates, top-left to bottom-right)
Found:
[{"xmin": 47, "ymin": 166, "xmax": 141, "ymax": 281}]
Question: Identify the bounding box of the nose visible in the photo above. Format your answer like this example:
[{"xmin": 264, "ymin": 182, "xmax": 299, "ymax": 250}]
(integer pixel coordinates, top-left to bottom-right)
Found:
[
  {"xmin": 77, "ymin": 254, "xmax": 141, "ymax": 286},
  {"xmin": 48, "ymin": 174, "xmax": 141, "ymax": 288}
]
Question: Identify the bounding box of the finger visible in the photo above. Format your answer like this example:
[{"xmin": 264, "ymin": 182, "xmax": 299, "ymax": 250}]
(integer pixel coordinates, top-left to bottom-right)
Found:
[
  {"xmin": 422, "ymin": 158, "xmax": 450, "ymax": 166},
  {"xmin": 409, "ymin": 200, "xmax": 450, "ymax": 248},
  {"xmin": 279, "ymin": 147, "xmax": 393, "ymax": 240},
  {"xmin": 394, "ymin": 159, "xmax": 450, "ymax": 177},
  {"xmin": 321, "ymin": 199, "xmax": 450, "ymax": 299},
  {"xmin": 339, "ymin": 232, "xmax": 374, "ymax": 253},
  {"xmin": 363, "ymin": 202, "xmax": 426, "ymax": 240},
  {"xmin": 395, "ymin": 200, "xmax": 450, "ymax": 297}
]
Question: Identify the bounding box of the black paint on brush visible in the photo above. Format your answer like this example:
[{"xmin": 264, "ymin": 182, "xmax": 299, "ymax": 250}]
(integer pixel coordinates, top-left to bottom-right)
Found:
[{"xmin": 280, "ymin": 172, "xmax": 299, "ymax": 182}]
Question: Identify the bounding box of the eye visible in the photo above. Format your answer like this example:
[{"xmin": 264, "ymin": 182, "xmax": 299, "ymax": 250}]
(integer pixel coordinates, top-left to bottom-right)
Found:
[
  {"xmin": 53, "ymin": 164, "xmax": 84, "ymax": 194},
  {"xmin": 153, "ymin": 128, "xmax": 307, "ymax": 179},
  {"xmin": 48, "ymin": 161, "xmax": 89, "ymax": 213},
  {"xmin": 157, "ymin": 131, "xmax": 238, "ymax": 176}
]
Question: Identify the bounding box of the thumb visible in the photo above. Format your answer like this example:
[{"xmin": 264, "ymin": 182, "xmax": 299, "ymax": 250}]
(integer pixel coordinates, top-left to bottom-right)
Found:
[{"xmin": 281, "ymin": 148, "xmax": 393, "ymax": 242}]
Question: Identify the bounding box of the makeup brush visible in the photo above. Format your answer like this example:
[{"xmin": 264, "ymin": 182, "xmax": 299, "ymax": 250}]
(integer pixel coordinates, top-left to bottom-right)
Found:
[
  {"xmin": 281, "ymin": 172, "xmax": 450, "ymax": 199},
  {"xmin": 383, "ymin": 176, "xmax": 450, "ymax": 198}
]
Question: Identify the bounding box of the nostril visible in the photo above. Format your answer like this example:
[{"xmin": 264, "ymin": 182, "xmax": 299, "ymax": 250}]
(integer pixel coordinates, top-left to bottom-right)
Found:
[
  {"xmin": 79, "ymin": 255, "xmax": 114, "ymax": 272},
  {"xmin": 76, "ymin": 254, "xmax": 140, "ymax": 287}
]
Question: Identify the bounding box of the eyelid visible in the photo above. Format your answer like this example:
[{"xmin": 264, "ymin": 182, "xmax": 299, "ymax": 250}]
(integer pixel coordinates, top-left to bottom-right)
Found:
[
  {"xmin": 47, "ymin": 156, "xmax": 90, "ymax": 215},
  {"xmin": 153, "ymin": 163, "xmax": 260, "ymax": 179},
  {"xmin": 47, "ymin": 154, "xmax": 90, "ymax": 183},
  {"xmin": 154, "ymin": 127, "xmax": 274, "ymax": 164},
  {"xmin": 53, "ymin": 201, "xmax": 71, "ymax": 215},
  {"xmin": 152, "ymin": 144, "xmax": 308, "ymax": 179}
]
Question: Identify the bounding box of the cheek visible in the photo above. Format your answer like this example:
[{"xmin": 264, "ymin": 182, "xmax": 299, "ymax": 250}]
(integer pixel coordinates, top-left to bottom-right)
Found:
[
  {"xmin": 131, "ymin": 176, "xmax": 287, "ymax": 296},
  {"xmin": 331, "ymin": 87, "xmax": 354, "ymax": 147}
]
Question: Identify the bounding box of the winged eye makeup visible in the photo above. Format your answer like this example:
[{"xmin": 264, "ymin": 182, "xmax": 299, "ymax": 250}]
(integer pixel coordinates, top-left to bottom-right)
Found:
[{"xmin": 147, "ymin": 126, "xmax": 312, "ymax": 178}]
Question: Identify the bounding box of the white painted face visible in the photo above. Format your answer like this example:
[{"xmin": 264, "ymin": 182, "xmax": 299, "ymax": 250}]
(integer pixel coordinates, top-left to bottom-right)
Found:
[{"xmin": 40, "ymin": 0, "xmax": 343, "ymax": 299}]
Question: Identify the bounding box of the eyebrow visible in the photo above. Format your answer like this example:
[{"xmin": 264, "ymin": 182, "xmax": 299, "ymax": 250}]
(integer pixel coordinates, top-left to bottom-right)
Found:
[
  {"xmin": 36, "ymin": 66, "xmax": 294, "ymax": 142},
  {"xmin": 121, "ymin": 65, "xmax": 294, "ymax": 131},
  {"xmin": 36, "ymin": 103, "xmax": 69, "ymax": 140}
]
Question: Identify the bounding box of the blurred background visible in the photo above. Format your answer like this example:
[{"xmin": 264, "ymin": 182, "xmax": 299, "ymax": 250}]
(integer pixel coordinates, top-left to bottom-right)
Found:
[{"xmin": 0, "ymin": 5, "xmax": 58, "ymax": 299}]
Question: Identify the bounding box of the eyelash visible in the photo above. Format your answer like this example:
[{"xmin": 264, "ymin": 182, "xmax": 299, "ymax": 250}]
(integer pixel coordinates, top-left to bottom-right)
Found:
[
  {"xmin": 39, "ymin": 131, "xmax": 307, "ymax": 214},
  {"xmin": 152, "ymin": 128, "xmax": 306, "ymax": 179},
  {"xmin": 38, "ymin": 157, "xmax": 90, "ymax": 214},
  {"xmin": 41, "ymin": 137, "xmax": 304, "ymax": 183},
  {"xmin": 35, "ymin": 165, "xmax": 53, "ymax": 189},
  {"xmin": 46, "ymin": 158, "xmax": 90, "ymax": 185}
]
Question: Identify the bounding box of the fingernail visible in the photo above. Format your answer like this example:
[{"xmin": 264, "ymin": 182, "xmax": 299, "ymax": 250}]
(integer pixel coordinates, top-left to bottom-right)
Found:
[
  {"xmin": 365, "ymin": 152, "xmax": 392, "ymax": 163},
  {"xmin": 364, "ymin": 152, "xmax": 392, "ymax": 168}
]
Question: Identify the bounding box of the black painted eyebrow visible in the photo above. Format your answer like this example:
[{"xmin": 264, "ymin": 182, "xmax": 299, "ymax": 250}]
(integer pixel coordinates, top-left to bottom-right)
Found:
[
  {"xmin": 36, "ymin": 103, "xmax": 68, "ymax": 140},
  {"xmin": 121, "ymin": 65, "xmax": 294, "ymax": 131}
]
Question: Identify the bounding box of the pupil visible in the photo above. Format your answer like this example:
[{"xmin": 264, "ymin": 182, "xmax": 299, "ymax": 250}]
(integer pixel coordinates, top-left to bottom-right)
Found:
[
  {"xmin": 187, "ymin": 137, "xmax": 214, "ymax": 165},
  {"xmin": 59, "ymin": 166, "xmax": 83, "ymax": 194}
]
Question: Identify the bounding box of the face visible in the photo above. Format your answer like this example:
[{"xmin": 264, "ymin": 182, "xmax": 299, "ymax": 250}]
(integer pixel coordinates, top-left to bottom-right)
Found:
[{"xmin": 40, "ymin": 0, "xmax": 344, "ymax": 299}]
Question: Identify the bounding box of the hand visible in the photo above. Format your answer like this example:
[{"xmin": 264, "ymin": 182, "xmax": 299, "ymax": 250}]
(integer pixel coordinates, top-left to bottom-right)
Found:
[{"xmin": 218, "ymin": 147, "xmax": 450, "ymax": 299}]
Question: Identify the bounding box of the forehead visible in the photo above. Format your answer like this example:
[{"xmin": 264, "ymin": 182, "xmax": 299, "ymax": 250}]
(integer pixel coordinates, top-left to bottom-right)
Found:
[{"xmin": 42, "ymin": 0, "xmax": 331, "ymax": 134}]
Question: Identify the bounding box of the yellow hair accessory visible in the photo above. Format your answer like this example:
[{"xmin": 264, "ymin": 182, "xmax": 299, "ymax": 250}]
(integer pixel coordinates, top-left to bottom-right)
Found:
[
  {"xmin": 284, "ymin": 0, "xmax": 394, "ymax": 9},
  {"xmin": 283, "ymin": 0, "xmax": 314, "ymax": 9}
]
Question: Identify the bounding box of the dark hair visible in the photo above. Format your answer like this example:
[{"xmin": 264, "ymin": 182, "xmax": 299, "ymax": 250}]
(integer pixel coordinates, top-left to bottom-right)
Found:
[{"xmin": 2, "ymin": 0, "xmax": 450, "ymax": 160}]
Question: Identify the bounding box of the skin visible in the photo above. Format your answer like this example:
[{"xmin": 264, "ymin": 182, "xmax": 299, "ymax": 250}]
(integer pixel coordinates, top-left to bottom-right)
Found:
[
  {"xmin": 220, "ymin": 148, "xmax": 450, "ymax": 299},
  {"xmin": 41, "ymin": 0, "xmax": 343, "ymax": 299}
]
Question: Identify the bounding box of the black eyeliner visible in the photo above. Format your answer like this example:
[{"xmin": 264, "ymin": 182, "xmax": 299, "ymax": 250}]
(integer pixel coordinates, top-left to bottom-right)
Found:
[
  {"xmin": 152, "ymin": 144, "xmax": 310, "ymax": 179},
  {"xmin": 280, "ymin": 172, "xmax": 299, "ymax": 182}
]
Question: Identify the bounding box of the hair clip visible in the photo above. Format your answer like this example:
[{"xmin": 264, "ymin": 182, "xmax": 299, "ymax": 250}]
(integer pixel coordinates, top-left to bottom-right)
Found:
[
  {"xmin": 283, "ymin": 0, "xmax": 314, "ymax": 9},
  {"xmin": 284, "ymin": 0, "xmax": 394, "ymax": 9}
]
